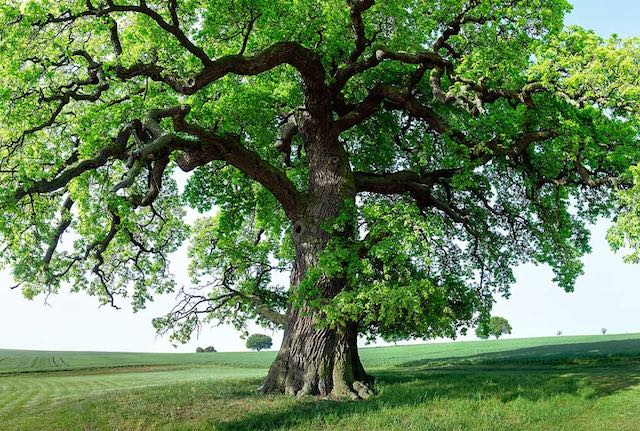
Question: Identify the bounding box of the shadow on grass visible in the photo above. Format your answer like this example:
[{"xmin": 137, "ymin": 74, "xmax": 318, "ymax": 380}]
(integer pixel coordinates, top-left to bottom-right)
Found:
[
  {"xmin": 399, "ymin": 338, "xmax": 640, "ymax": 368},
  {"xmin": 217, "ymin": 339, "xmax": 640, "ymax": 431}
]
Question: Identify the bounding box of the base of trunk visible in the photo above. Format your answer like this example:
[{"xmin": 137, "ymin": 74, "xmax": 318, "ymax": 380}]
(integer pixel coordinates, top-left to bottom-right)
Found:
[{"xmin": 261, "ymin": 313, "xmax": 374, "ymax": 399}]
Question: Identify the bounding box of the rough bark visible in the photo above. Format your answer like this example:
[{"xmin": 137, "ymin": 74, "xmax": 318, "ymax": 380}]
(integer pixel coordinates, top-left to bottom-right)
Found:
[
  {"xmin": 260, "ymin": 220, "xmax": 374, "ymax": 399},
  {"xmin": 261, "ymin": 308, "xmax": 373, "ymax": 399},
  {"xmin": 261, "ymin": 109, "xmax": 374, "ymax": 399}
]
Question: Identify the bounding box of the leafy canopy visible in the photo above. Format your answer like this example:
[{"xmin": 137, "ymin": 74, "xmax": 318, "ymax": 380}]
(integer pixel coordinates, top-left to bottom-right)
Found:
[
  {"xmin": 0, "ymin": 0, "xmax": 639, "ymax": 343},
  {"xmin": 476, "ymin": 316, "xmax": 512, "ymax": 340},
  {"xmin": 246, "ymin": 333, "xmax": 273, "ymax": 351}
]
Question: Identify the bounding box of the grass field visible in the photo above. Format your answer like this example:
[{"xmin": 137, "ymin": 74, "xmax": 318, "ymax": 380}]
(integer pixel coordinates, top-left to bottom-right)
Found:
[{"xmin": 1, "ymin": 333, "xmax": 639, "ymax": 430}]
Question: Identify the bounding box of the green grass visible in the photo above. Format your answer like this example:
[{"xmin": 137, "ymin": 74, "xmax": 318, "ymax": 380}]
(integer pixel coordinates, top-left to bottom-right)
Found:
[
  {"xmin": 3, "ymin": 333, "xmax": 639, "ymax": 374},
  {"xmin": 1, "ymin": 333, "xmax": 640, "ymax": 430},
  {"xmin": 0, "ymin": 349, "xmax": 275, "ymax": 373}
]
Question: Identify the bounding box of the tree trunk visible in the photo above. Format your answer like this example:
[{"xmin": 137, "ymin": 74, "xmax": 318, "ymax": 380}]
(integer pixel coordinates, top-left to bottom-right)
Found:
[
  {"xmin": 260, "ymin": 232, "xmax": 374, "ymax": 398},
  {"xmin": 261, "ymin": 113, "xmax": 374, "ymax": 398},
  {"xmin": 261, "ymin": 205, "xmax": 374, "ymax": 398},
  {"xmin": 261, "ymin": 307, "xmax": 373, "ymax": 399}
]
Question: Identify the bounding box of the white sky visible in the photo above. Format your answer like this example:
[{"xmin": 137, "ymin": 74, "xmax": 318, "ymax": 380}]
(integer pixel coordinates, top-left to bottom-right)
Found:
[{"xmin": 1, "ymin": 1, "xmax": 638, "ymax": 353}]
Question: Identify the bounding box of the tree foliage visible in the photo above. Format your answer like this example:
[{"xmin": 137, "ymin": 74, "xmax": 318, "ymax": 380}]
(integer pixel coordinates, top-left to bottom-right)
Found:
[
  {"xmin": 475, "ymin": 316, "xmax": 512, "ymax": 340},
  {"xmin": 246, "ymin": 334, "xmax": 272, "ymax": 351},
  {"xmin": 0, "ymin": 0, "xmax": 639, "ymax": 349}
]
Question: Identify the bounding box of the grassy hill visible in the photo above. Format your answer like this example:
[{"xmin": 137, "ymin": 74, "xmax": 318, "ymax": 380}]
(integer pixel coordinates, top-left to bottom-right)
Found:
[
  {"xmin": 1, "ymin": 333, "xmax": 639, "ymax": 430},
  {"xmin": 2, "ymin": 332, "xmax": 639, "ymax": 374}
]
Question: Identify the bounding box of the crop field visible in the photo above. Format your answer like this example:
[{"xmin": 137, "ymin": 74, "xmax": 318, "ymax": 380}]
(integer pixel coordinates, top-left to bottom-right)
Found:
[
  {"xmin": 0, "ymin": 348, "xmax": 276, "ymax": 374},
  {"xmin": 1, "ymin": 334, "xmax": 640, "ymax": 430}
]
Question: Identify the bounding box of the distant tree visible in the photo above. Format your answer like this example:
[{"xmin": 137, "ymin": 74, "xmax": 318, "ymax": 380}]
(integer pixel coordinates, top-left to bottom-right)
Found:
[
  {"xmin": 204, "ymin": 346, "xmax": 217, "ymax": 353},
  {"xmin": 489, "ymin": 317, "xmax": 512, "ymax": 339},
  {"xmin": 475, "ymin": 326, "xmax": 489, "ymax": 340},
  {"xmin": 383, "ymin": 334, "xmax": 402, "ymax": 346},
  {"xmin": 476, "ymin": 316, "xmax": 512, "ymax": 340},
  {"xmin": 556, "ymin": 330, "xmax": 563, "ymax": 336},
  {"xmin": 246, "ymin": 334, "xmax": 273, "ymax": 351},
  {"xmin": 601, "ymin": 328, "xmax": 608, "ymax": 336},
  {"xmin": 196, "ymin": 347, "xmax": 204, "ymax": 353}
]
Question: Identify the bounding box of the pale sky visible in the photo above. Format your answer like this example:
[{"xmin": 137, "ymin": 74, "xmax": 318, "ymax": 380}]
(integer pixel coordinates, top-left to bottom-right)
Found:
[{"xmin": 1, "ymin": 1, "xmax": 639, "ymax": 353}]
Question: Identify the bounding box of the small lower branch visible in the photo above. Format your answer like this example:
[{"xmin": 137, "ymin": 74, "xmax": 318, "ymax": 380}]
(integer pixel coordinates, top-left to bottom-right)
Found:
[{"xmin": 43, "ymin": 196, "xmax": 74, "ymax": 265}]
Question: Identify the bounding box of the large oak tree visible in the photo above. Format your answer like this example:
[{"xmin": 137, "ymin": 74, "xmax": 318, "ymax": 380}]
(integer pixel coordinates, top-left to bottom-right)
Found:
[{"xmin": 1, "ymin": 0, "xmax": 640, "ymax": 398}]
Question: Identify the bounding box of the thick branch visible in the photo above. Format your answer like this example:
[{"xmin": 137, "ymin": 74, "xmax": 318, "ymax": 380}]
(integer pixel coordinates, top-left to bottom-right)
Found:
[
  {"xmin": 167, "ymin": 106, "xmax": 304, "ymax": 220},
  {"xmin": 14, "ymin": 143, "xmax": 125, "ymax": 202},
  {"xmin": 347, "ymin": 0, "xmax": 376, "ymax": 63},
  {"xmin": 433, "ymin": 0, "xmax": 485, "ymax": 53},
  {"xmin": 354, "ymin": 169, "xmax": 458, "ymax": 195},
  {"xmin": 275, "ymin": 114, "xmax": 299, "ymax": 166},
  {"xmin": 117, "ymin": 41, "xmax": 326, "ymax": 101},
  {"xmin": 37, "ymin": 2, "xmax": 210, "ymax": 65},
  {"xmin": 335, "ymin": 85, "xmax": 451, "ymax": 136},
  {"xmin": 332, "ymin": 48, "xmax": 449, "ymax": 94},
  {"xmin": 354, "ymin": 168, "xmax": 476, "ymax": 230}
]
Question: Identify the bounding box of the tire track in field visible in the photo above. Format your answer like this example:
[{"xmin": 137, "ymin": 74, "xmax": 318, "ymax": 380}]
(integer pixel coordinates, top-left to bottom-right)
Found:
[
  {"xmin": 0, "ymin": 384, "xmax": 38, "ymax": 417},
  {"xmin": 28, "ymin": 356, "xmax": 39, "ymax": 369},
  {"xmin": 0, "ymin": 376, "xmax": 87, "ymax": 417}
]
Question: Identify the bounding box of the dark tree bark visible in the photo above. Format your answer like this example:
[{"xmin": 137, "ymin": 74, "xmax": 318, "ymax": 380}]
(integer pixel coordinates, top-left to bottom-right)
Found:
[
  {"xmin": 262, "ymin": 306, "xmax": 373, "ymax": 398},
  {"xmin": 261, "ymin": 216, "xmax": 374, "ymax": 398},
  {"xmin": 261, "ymin": 108, "xmax": 374, "ymax": 398},
  {"xmin": 261, "ymin": 211, "xmax": 374, "ymax": 398}
]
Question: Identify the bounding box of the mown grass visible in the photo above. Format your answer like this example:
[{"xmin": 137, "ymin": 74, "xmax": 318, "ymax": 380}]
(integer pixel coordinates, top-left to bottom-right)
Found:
[
  {"xmin": 0, "ymin": 366, "xmax": 267, "ymax": 421},
  {"xmin": 1, "ymin": 334, "xmax": 640, "ymax": 430}
]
